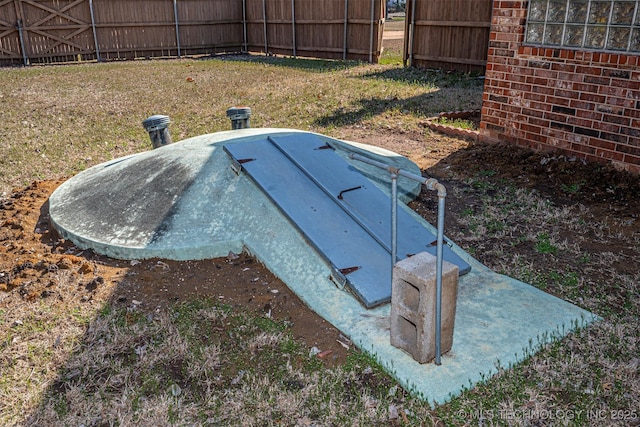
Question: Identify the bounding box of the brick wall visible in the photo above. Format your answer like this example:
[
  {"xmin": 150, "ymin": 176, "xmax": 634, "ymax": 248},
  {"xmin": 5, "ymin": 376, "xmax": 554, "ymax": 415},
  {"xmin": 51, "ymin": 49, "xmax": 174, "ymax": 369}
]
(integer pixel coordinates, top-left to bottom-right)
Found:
[{"xmin": 480, "ymin": 1, "xmax": 640, "ymax": 174}]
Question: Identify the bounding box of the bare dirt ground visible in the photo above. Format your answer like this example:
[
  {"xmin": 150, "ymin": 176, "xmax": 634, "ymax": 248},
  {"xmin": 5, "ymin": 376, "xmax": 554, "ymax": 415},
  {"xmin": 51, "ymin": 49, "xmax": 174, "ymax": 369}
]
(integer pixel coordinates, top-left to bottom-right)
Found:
[
  {"xmin": 0, "ymin": 179, "xmax": 351, "ymax": 366},
  {"xmin": 424, "ymin": 140, "xmax": 640, "ymax": 304},
  {"xmin": 1, "ymin": 128, "xmax": 639, "ymax": 370}
]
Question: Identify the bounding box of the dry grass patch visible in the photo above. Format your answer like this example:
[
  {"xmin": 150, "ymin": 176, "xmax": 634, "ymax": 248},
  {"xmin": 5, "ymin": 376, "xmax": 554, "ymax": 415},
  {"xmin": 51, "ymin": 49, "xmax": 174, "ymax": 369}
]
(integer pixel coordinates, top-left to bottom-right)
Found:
[
  {"xmin": 3, "ymin": 56, "xmax": 638, "ymax": 426},
  {"xmin": 413, "ymin": 163, "xmax": 640, "ymax": 426},
  {"xmin": 22, "ymin": 299, "xmax": 437, "ymax": 426},
  {"xmin": 0, "ymin": 300, "xmax": 101, "ymax": 425},
  {"xmin": 0, "ymin": 56, "xmax": 483, "ymax": 196}
]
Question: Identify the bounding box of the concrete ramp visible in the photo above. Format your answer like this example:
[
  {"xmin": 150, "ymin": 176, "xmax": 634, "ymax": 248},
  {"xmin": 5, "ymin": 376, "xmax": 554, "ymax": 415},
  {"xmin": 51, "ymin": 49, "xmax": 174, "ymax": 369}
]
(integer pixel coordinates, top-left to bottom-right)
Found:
[{"xmin": 48, "ymin": 128, "xmax": 598, "ymax": 404}]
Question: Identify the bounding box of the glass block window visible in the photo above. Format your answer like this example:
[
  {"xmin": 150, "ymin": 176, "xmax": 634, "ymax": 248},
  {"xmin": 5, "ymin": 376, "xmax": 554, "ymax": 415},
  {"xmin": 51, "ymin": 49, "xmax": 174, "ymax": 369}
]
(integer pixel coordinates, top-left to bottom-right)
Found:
[{"xmin": 525, "ymin": 0, "xmax": 640, "ymax": 52}]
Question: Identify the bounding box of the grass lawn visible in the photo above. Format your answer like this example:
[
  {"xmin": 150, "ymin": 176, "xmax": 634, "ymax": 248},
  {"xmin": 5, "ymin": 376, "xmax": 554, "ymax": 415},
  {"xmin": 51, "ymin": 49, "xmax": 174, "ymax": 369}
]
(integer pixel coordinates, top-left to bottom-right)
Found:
[{"xmin": 1, "ymin": 54, "xmax": 638, "ymax": 426}]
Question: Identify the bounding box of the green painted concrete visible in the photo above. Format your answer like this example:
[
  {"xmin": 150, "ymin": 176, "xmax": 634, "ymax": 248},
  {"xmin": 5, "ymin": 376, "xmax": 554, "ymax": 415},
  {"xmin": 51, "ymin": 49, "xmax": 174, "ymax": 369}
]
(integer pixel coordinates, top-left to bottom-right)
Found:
[{"xmin": 49, "ymin": 128, "xmax": 599, "ymax": 404}]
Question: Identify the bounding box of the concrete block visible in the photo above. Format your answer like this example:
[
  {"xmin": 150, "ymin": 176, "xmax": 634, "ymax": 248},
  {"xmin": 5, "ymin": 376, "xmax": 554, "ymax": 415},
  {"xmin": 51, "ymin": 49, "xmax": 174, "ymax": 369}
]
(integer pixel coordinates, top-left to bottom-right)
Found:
[{"xmin": 390, "ymin": 251, "xmax": 459, "ymax": 363}]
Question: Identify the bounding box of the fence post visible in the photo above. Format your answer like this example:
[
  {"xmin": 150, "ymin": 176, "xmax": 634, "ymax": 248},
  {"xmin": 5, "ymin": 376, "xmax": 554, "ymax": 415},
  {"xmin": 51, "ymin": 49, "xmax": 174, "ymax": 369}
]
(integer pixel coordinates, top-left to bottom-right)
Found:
[
  {"xmin": 343, "ymin": 0, "xmax": 348, "ymax": 60},
  {"xmin": 173, "ymin": 0, "xmax": 181, "ymax": 57},
  {"xmin": 262, "ymin": 0, "xmax": 268, "ymax": 55},
  {"xmin": 408, "ymin": 0, "xmax": 416, "ymax": 67},
  {"xmin": 242, "ymin": 0, "xmax": 247, "ymax": 52},
  {"xmin": 291, "ymin": 0, "xmax": 296, "ymax": 57},
  {"xmin": 13, "ymin": 0, "xmax": 29, "ymax": 65},
  {"xmin": 368, "ymin": 0, "xmax": 374, "ymax": 63},
  {"xmin": 89, "ymin": 0, "xmax": 100, "ymax": 62},
  {"xmin": 16, "ymin": 19, "xmax": 28, "ymax": 66}
]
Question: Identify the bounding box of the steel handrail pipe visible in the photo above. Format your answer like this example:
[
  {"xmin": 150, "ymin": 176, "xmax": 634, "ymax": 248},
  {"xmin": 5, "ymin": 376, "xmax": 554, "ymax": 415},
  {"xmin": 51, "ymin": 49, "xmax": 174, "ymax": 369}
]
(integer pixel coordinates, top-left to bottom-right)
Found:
[{"xmin": 348, "ymin": 151, "xmax": 446, "ymax": 365}]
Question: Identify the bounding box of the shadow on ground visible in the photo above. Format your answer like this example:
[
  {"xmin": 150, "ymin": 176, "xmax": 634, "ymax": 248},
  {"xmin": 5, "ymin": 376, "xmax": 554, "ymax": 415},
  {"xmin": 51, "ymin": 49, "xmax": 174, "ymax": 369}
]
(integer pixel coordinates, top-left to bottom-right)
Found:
[
  {"xmin": 214, "ymin": 53, "xmax": 363, "ymax": 72},
  {"xmin": 314, "ymin": 92, "xmax": 442, "ymax": 127}
]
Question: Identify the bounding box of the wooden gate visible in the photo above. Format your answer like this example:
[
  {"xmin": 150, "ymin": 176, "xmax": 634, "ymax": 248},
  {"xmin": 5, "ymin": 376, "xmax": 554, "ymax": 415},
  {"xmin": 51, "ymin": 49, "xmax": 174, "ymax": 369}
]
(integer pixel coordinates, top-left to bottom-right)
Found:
[
  {"xmin": 403, "ymin": 0, "xmax": 492, "ymax": 73},
  {"xmin": 10, "ymin": 0, "xmax": 95, "ymax": 64},
  {"xmin": 0, "ymin": 0, "xmax": 22, "ymax": 64}
]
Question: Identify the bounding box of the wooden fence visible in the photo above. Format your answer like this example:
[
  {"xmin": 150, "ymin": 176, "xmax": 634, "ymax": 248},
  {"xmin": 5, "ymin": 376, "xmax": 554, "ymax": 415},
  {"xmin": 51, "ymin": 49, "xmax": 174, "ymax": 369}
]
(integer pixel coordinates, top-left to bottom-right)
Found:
[
  {"xmin": 0, "ymin": 0, "xmax": 384, "ymax": 66},
  {"xmin": 403, "ymin": 0, "xmax": 492, "ymax": 73}
]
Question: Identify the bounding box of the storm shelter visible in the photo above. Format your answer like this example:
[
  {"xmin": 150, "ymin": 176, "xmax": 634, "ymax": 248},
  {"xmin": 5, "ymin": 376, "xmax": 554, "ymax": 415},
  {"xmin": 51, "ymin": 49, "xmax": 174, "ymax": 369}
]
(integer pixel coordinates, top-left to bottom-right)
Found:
[{"xmin": 49, "ymin": 128, "xmax": 597, "ymax": 403}]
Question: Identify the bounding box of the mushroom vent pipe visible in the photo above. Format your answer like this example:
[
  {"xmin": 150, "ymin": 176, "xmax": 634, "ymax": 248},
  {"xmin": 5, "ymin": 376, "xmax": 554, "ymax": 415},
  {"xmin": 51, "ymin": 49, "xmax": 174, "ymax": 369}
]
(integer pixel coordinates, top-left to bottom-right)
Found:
[
  {"xmin": 142, "ymin": 115, "xmax": 172, "ymax": 149},
  {"xmin": 226, "ymin": 106, "xmax": 251, "ymax": 130}
]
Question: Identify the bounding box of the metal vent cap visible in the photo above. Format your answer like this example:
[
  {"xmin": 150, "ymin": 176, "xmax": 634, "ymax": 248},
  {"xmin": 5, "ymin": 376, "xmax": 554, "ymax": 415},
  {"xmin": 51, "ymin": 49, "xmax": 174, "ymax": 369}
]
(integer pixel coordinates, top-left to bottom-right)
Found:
[
  {"xmin": 226, "ymin": 107, "xmax": 251, "ymax": 120},
  {"xmin": 142, "ymin": 115, "xmax": 171, "ymax": 132}
]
